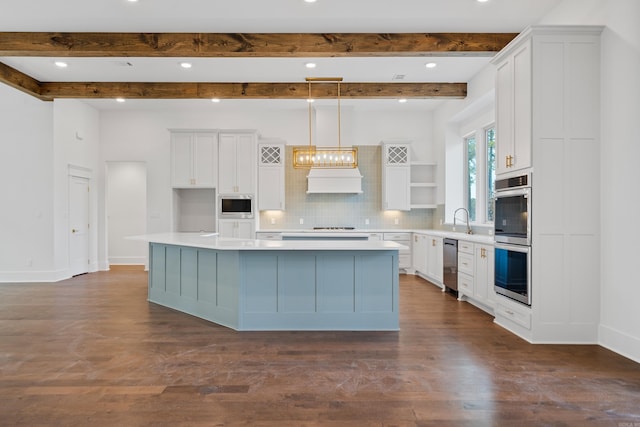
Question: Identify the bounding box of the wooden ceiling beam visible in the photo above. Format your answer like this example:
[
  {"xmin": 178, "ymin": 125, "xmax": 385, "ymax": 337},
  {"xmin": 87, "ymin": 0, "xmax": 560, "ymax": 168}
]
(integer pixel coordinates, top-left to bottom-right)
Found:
[
  {"xmin": 38, "ymin": 81, "xmax": 467, "ymax": 99},
  {"xmin": 0, "ymin": 32, "xmax": 517, "ymax": 57},
  {"xmin": 0, "ymin": 61, "xmax": 47, "ymax": 100}
]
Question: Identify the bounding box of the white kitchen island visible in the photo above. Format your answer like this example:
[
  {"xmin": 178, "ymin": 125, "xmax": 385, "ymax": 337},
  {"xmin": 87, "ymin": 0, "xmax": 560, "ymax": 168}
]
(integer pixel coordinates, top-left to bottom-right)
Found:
[{"xmin": 134, "ymin": 233, "xmax": 403, "ymax": 331}]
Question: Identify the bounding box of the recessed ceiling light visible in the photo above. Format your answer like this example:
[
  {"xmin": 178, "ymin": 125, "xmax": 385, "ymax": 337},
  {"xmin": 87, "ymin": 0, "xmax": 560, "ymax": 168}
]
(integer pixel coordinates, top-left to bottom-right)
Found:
[
  {"xmin": 305, "ymin": 62, "xmax": 316, "ymax": 69},
  {"xmin": 116, "ymin": 98, "xmax": 126, "ymax": 103},
  {"xmin": 398, "ymin": 99, "xmax": 408, "ymax": 103},
  {"xmin": 180, "ymin": 62, "xmax": 192, "ymax": 69},
  {"xmin": 477, "ymin": 0, "xmax": 489, "ymax": 2},
  {"xmin": 54, "ymin": 61, "xmax": 68, "ymax": 68},
  {"xmin": 307, "ymin": 99, "xmax": 315, "ymax": 103},
  {"xmin": 211, "ymin": 98, "xmax": 221, "ymax": 103},
  {"xmin": 127, "ymin": 0, "xmax": 139, "ymax": 2},
  {"xmin": 304, "ymin": 0, "xmax": 317, "ymax": 3},
  {"xmin": 425, "ymin": 62, "xmax": 437, "ymax": 69}
]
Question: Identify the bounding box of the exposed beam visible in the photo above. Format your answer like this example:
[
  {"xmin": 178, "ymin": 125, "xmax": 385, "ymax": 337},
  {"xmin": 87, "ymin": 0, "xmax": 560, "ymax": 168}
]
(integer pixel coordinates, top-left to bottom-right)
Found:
[
  {"xmin": 38, "ymin": 81, "xmax": 467, "ymax": 99},
  {"xmin": 0, "ymin": 32, "xmax": 517, "ymax": 57},
  {"xmin": 0, "ymin": 61, "xmax": 46, "ymax": 100}
]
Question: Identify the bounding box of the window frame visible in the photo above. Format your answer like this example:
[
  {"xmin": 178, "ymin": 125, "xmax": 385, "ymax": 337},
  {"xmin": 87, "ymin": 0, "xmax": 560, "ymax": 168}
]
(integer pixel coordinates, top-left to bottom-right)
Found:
[{"xmin": 462, "ymin": 122, "xmax": 495, "ymax": 225}]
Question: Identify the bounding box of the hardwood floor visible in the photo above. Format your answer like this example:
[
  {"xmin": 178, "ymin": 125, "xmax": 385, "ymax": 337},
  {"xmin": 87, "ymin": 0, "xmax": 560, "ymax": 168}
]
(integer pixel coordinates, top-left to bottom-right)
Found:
[{"xmin": 1, "ymin": 270, "xmax": 639, "ymax": 426}]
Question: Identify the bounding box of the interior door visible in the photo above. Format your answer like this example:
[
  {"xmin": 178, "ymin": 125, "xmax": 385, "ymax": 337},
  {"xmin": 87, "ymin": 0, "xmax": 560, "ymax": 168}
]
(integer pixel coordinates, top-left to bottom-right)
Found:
[{"xmin": 69, "ymin": 175, "xmax": 90, "ymax": 276}]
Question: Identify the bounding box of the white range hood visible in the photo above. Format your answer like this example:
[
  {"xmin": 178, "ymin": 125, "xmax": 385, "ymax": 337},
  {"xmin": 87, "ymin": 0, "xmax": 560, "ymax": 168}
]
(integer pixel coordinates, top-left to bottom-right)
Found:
[{"xmin": 306, "ymin": 167, "xmax": 363, "ymax": 194}]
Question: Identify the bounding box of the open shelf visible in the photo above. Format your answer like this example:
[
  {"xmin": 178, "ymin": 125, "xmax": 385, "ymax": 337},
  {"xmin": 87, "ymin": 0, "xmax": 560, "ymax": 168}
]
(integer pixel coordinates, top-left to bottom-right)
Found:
[{"xmin": 410, "ymin": 162, "xmax": 436, "ymax": 209}]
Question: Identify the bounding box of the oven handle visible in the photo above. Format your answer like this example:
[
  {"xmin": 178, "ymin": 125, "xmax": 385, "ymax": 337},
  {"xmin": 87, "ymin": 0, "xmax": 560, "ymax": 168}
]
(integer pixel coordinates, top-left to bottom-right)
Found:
[
  {"xmin": 495, "ymin": 187, "xmax": 531, "ymax": 199},
  {"xmin": 495, "ymin": 242, "xmax": 530, "ymax": 254}
]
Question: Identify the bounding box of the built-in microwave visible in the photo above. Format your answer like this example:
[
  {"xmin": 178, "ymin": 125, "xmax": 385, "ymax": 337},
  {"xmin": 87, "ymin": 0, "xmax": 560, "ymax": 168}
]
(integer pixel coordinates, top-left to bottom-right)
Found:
[
  {"xmin": 494, "ymin": 243, "xmax": 531, "ymax": 306},
  {"xmin": 219, "ymin": 194, "xmax": 254, "ymax": 219},
  {"xmin": 494, "ymin": 173, "xmax": 531, "ymax": 246}
]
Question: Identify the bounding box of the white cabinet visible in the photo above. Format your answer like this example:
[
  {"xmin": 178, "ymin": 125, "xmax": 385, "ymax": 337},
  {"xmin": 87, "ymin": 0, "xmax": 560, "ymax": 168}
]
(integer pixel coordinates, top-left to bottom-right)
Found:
[
  {"xmin": 255, "ymin": 231, "xmax": 282, "ymax": 240},
  {"xmin": 383, "ymin": 232, "xmax": 411, "ymax": 272},
  {"xmin": 258, "ymin": 142, "xmax": 285, "ymax": 210},
  {"xmin": 457, "ymin": 241, "xmax": 495, "ymax": 314},
  {"xmin": 494, "ymin": 38, "xmax": 532, "ymax": 175},
  {"xmin": 457, "ymin": 242, "xmax": 475, "ymax": 297},
  {"xmin": 491, "ymin": 26, "xmax": 602, "ymax": 343},
  {"xmin": 409, "ymin": 232, "xmax": 442, "ymax": 284},
  {"xmin": 381, "ymin": 141, "xmax": 410, "ymax": 211},
  {"xmin": 218, "ymin": 132, "xmax": 257, "ymax": 194},
  {"xmin": 475, "ymin": 244, "xmax": 496, "ymax": 309},
  {"xmin": 218, "ymin": 219, "xmax": 254, "ymax": 239},
  {"xmin": 412, "ymin": 233, "xmax": 428, "ymax": 276},
  {"xmin": 410, "ymin": 162, "xmax": 437, "ymax": 209},
  {"xmin": 171, "ymin": 131, "xmax": 218, "ymax": 188},
  {"xmin": 426, "ymin": 234, "xmax": 443, "ymax": 285}
]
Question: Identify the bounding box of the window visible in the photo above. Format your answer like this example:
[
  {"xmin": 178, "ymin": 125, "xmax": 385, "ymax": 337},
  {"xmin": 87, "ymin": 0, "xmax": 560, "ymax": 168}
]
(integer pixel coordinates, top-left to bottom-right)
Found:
[
  {"xmin": 465, "ymin": 135, "xmax": 477, "ymax": 222},
  {"xmin": 463, "ymin": 125, "xmax": 495, "ymax": 224},
  {"xmin": 486, "ymin": 127, "xmax": 496, "ymax": 222}
]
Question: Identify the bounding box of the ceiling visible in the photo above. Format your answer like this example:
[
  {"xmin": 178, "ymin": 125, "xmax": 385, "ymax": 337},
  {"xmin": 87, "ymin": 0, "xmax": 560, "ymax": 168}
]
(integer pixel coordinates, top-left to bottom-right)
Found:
[{"xmin": 0, "ymin": 0, "xmax": 564, "ymax": 110}]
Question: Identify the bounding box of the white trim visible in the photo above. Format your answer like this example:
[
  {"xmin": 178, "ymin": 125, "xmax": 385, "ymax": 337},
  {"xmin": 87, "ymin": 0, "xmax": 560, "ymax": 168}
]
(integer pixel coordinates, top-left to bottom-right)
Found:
[
  {"xmin": 599, "ymin": 324, "xmax": 640, "ymax": 364},
  {"xmin": 0, "ymin": 269, "xmax": 71, "ymax": 283},
  {"xmin": 108, "ymin": 256, "xmax": 147, "ymax": 265}
]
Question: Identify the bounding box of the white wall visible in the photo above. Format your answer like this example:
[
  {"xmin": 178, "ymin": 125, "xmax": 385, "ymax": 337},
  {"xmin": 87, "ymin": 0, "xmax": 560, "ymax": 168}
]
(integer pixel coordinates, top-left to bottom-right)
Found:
[
  {"xmin": 97, "ymin": 105, "xmax": 435, "ymax": 265},
  {"xmin": 433, "ymin": 63, "xmax": 497, "ymax": 224},
  {"xmin": 52, "ymin": 99, "xmax": 101, "ymax": 277},
  {"xmin": 0, "ymin": 85, "xmax": 54, "ymax": 281},
  {"xmin": 539, "ymin": 0, "xmax": 640, "ymax": 361}
]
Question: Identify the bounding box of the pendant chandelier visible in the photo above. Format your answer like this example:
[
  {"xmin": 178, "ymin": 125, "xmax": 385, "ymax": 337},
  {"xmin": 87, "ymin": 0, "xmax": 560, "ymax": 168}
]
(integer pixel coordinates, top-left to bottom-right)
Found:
[{"xmin": 293, "ymin": 77, "xmax": 358, "ymax": 169}]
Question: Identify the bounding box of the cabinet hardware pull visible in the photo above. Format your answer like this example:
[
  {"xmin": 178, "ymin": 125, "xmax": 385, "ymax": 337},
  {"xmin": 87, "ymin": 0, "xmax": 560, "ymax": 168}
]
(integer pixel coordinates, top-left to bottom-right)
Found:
[{"xmin": 506, "ymin": 310, "xmax": 514, "ymax": 316}]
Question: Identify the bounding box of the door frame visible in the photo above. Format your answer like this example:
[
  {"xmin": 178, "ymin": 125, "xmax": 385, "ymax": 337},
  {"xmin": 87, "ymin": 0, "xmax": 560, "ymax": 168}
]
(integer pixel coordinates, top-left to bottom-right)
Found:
[{"xmin": 68, "ymin": 165, "xmax": 93, "ymax": 276}]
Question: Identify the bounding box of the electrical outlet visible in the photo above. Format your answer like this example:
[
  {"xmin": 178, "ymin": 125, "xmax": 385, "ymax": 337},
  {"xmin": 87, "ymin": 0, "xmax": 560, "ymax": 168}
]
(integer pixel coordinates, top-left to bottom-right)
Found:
[
  {"xmin": 365, "ymin": 218, "xmax": 370, "ymax": 225},
  {"xmin": 299, "ymin": 218, "xmax": 304, "ymax": 225},
  {"xmin": 270, "ymin": 218, "xmax": 276, "ymax": 225},
  {"xmin": 394, "ymin": 218, "xmax": 399, "ymax": 225}
]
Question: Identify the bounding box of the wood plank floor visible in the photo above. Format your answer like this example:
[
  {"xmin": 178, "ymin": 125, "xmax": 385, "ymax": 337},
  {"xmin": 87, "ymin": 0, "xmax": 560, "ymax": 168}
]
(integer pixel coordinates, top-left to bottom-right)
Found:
[{"xmin": 1, "ymin": 270, "xmax": 639, "ymax": 426}]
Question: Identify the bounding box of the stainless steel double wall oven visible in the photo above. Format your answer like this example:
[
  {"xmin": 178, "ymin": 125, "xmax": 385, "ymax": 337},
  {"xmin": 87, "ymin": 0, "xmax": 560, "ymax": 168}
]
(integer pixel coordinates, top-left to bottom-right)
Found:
[{"xmin": 494, "ymin": 173, "xmax": 532, "ymax": 305}]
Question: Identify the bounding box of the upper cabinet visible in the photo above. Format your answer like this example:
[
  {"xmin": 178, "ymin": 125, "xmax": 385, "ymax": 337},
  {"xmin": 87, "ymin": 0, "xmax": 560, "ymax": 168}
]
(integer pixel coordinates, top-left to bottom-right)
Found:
[
  {"xmin": 218, "ymin": 132, "xmax": 257, "ymax": 194},
  {"xmin": 381, "ymin": 141, "xmax": 411, "ymax": 211},
  {"xmin": 494, "ymin": 38, "xmax": 532, "ymax": 175},
  {"xmin": 170, "ymin": 131, "xmax": 218, "ymax": 188},
  {"xmin": 258, "ymin": 142, "xmax": 285, "ymax": 211}
]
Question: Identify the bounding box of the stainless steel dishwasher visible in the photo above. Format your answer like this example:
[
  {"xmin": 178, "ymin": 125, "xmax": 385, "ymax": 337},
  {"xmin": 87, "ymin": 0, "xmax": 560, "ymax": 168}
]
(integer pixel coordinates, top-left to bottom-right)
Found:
[{"xmin": 443, "ymin": 238, "xmax": 458, "ymax": 292}]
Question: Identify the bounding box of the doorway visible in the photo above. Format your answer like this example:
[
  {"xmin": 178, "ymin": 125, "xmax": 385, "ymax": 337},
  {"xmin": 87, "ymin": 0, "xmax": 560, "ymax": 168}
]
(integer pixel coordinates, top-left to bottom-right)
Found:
[
  {"xmin": 106, "ymin": 162, "xmax": 147, "ymax": 267},
  {"xmin": 69, "ymin": 175, "xmax": 90, "ymax": 276}
]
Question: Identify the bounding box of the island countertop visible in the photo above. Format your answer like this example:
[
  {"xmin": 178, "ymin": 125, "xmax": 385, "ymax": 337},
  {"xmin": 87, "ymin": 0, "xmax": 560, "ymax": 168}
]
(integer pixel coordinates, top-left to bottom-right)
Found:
[{"xmin": 130, "ymin": 232, "xmax": 406, "ymax": 251}]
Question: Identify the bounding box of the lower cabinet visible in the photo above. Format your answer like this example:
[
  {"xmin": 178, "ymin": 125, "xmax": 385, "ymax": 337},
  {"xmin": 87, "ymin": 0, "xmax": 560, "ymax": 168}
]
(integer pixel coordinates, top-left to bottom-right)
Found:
[
  {"xmin": 458, "ymin": 240, "xmax": 495, "ymax": 314},
  {"xmin": 412, "ymin": 233, "xmax": 428, "ymax": 276},
  {"xmin": 412, "ymin": 232, "xmax": 443, "ymax": 286},
  {"xmin": 426, "ymin": 235, "xmax": 443, "ymax": 285},
  {"xmin": 218, "ymin": 220, "xmax": 255, "ymax": 239},
  {"xmin": 384, "ymin": 232, "xmax": 411, "ymax": 272},
  {"xmin": 255, "ymin": 231, "xmax": 282, "ymax": 240}
]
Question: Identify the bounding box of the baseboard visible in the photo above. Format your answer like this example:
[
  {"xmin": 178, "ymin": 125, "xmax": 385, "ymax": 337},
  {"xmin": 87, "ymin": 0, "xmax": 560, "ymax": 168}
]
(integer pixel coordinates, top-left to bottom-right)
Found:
[
  {"xmin": 109, "ymin": 264, "xmax": 146, "ymax": 271},
  {"xmin": 108, "ymin": 256, "xmax": 146, "ymax": 265},
  {"xmin": 0, "ymin": 269, "xmax": 71, "ymax": 283},
  {"xmin": 599, "ymin": 324, "xmax": 640, "ymax": 364}
]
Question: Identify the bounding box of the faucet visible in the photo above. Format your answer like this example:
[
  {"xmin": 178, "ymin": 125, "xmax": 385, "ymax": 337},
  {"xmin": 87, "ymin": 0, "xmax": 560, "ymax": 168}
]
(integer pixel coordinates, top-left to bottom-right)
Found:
[{"xmin": 453, "ymin": 207, "xmax": 473, "ymax": 234}]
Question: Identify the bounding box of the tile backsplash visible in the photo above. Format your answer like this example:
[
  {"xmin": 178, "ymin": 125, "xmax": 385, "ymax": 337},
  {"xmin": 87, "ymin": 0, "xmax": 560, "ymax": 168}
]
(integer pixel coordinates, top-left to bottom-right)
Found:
[{"xmin": 259, "ymin": 146, "xmax": 433, "ymax": 230}]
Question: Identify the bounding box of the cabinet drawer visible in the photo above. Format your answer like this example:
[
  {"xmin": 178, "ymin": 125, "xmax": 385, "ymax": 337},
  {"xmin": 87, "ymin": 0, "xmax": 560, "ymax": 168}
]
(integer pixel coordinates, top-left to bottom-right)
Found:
[
  {"xmin": 496, "ymin": 301, "xmax": 531, "ymax": 330},
  {"xmin": 256, "ymin": 232, "xmax": 282, "ymax": 240},
  {"xmin": 368, "ymin": 233, "xmax": 383, "ymax": 241},
  {"xmin": 384, "ymin": 232, "xmax": 411, "ymax": 241},
  {"xmin": 458, "ymin": 241, "xmax": 474, "ymax": 255},
  {"xmin": 458, "ymin": 272, "xmax": 474, "ymax": 294},
  {"xmin": 458, "ymin": 252, "xmax": 474, "ymax": 275}
]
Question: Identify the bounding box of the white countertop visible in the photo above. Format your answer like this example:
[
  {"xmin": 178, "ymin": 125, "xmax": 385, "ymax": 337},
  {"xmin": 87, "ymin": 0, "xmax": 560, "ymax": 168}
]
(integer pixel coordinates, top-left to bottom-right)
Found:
[
  {"xmin": 257, "ymin": 229, "xmax": 495, "ymax": 245},
  {"xmin": 129, "ymin": 233, "xmax": 406, "ymax": 251}
]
